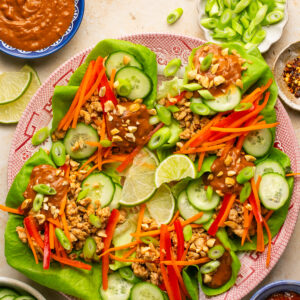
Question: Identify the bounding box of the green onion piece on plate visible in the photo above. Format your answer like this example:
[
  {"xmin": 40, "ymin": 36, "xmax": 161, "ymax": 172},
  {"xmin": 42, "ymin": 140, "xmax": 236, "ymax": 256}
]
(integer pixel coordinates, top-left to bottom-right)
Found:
[
  {"xmin": 164, "ymin": 58, "xmax": 181, "ymax": 77},
  {"xmin": 31, "ymin": 127, "xmax": 49, "ymax": 146},
  {"xmin": 167, "ymin": 8, "xmax": 183, "ymax": 25}
]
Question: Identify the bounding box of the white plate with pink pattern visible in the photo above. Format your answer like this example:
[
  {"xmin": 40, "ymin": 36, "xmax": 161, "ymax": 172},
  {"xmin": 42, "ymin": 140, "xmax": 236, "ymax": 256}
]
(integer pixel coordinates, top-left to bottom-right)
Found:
[{"xmin": 7, "ymin": 33, "xmax": 300, "ymax": 300}]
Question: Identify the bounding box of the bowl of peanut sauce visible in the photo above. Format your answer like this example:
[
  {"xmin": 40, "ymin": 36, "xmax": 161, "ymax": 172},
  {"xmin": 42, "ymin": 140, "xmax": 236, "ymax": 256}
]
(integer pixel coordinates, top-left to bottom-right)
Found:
[{"xmin": 0, "ymin": 0, "xmax": 84, "ymax": 59}]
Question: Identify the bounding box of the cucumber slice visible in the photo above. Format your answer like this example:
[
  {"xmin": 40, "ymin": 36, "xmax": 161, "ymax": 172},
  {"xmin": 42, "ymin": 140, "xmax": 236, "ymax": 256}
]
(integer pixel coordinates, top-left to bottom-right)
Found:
[
  {"xmin": 243, "ymin": 128, "xmax": 272, "ymax": 158},
  {"xmin": 64, "ymin": 123, "xmax": 99, "ymax": 160},
  {"xmin": 109, "ymin": 184, "xmax": 122, "ymax": 210},
  {"xmin": 254, "ymin": 159, "xmax": 285, "ymax": 181},
  {"xmin": 130, "ymin": 282, "xmax": 164, "ymax": 300},
  {"xmin": 105, "ymin": 51, "xmax": 142, "ymax": 79},
  {"xmin": 0, "ymin": 289, "xmax": 19, "ymax": 298},
  {"xmin": 177, "ymin": 191, "xmax": 214, "ymax": 224},
  {"xmin": 187, "ymin": 179, "xmax": 220, "ymax": 211},
  {"xmin": 81, "ymin": 172, "xmax": 115, "ymax": 207},
  {"xmin": 203, "ymin": 85, "xmax": 241, "ymax": 112},
  {"xmin": 258, "ymin": 173, "xmax": 289, "ymax": 210},
  {"xmin": 115, "ymin": 67, "xmax": 152, "ymax": 100},
  {"xmin": 100, "ymin": 272, "xmax": 133, "ymax": 300}
]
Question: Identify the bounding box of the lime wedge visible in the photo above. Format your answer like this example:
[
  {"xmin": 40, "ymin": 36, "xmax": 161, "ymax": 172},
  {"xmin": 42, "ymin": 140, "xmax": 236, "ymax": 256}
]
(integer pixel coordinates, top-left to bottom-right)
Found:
[
  {"xmin": 0, "ymin": 65, "xmax": 41, "ymax": 124},
  {"xmin": 146, "ymin": 184, "xmax": 175, "ymax": 225},
  {"xmin": 0, "ymin": 71, "xmax": 32, "ymax": 105},
  {"xmin": 120, "ymin": 148, "xmax": 158, "ymax": 206},
  {"xmin": 155, "ymin": 154, "xmax": 196, "ymax": 187}
]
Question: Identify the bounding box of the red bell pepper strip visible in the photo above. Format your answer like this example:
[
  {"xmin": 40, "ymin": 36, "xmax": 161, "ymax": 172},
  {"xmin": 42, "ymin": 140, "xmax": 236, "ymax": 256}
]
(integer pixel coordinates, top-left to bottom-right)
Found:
[
  {"xmin": 99, "ymin": 73, "xmax": 118, "ymax": 106},
  {"xmin": 166, "ymin": 91, "xmax": 186, "ymax": 107},
  {"xmin": 164, "ymin": 229, "xmax": 182, "ymax": 300},
  {"xmin": 116, "ymin": 123, "xmax": 164, "ymax": 172},
  {"xmin": 102, "ymin": 209, "xmax": 120, "ymax": 290},
  {"xmin": 24, "ymin": 216, "xmax": 44, "ymax": 249},
  {"xmin": 248, "ymin": 193, "xmax": 263, "ymax": 223},
  {"xmin": 43, "ymin": 222, "xmax": 51, "ymax": 270},
  {"xmin": 208, "ymin": 194, "xmax": 231, "ymax": 236},
  {"xmin": 174, "ymin": 220, "xmax": 184, "ymax": 261}
]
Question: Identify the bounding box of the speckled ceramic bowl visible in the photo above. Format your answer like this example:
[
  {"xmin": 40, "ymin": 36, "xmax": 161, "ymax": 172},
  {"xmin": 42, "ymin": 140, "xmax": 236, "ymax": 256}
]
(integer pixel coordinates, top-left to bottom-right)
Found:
[
  {"xmin": 273, "ymin": 41, "xmax": 300, "ymax": 111},
  {"xmin": 250, "ymin": 280, "xmax": 300, "ymax": 300},
  {"xmin": 0, "ymin": 277, "xmax": 47, "ymax": 300}
]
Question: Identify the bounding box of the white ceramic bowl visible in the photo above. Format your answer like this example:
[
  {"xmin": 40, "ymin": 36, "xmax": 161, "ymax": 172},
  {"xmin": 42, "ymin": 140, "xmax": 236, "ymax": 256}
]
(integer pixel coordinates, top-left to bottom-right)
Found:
[
  {"xmin": 0, "ymin": 277, "xmax": 46, "ymax": 300},
  {"xmin": 196, "ymin": 0, "xmax": 288, "ymax": 53}
]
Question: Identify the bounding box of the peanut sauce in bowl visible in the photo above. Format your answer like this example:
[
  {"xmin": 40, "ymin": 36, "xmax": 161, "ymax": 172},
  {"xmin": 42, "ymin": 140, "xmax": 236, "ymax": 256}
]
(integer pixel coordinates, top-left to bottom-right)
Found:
[{"xmin": 0, "ymin": 0, "xmax": 74, "ymax": 51}]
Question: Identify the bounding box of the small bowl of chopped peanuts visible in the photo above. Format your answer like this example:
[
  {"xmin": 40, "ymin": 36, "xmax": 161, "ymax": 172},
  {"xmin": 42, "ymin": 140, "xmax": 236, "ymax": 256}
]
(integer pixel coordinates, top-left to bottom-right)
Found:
[{"xmin": 273, "ymin": 41, "xmax": 300, "ymax": 111}]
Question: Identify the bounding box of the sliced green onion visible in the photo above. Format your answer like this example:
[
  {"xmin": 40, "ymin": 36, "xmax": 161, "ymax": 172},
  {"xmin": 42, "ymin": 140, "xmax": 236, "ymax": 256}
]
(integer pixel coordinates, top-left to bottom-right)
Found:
[
  {"xmin": 149, "ymin": 115, "xmax": 160, "ymax": 125},
  {"xmin": 100, "ymin": 139, "xmax": 112, "ymax": 147},
  {"xmin": 206, "ymin": 186, "xmax": 213, "ymax": 201},
  {"xmin": 205, "ymin": 0, "xmax": 217, "ymax": 13},
  {"xmin": 77, "ymin": 188, "xmax": 90, "ymax": 202},
  {"xmin": 33, "ymin": 184, "xmax": 56, "ymax": 195},
  {"xmin": 183, "ymin": 225, "xmax": 193, "ymax": 242},
  {"xmin": 251, "ymin": 29, "xmax": 266, "ymax": 45},
  {"xmin": 213, "ymin": 27, "xmax": 236, "ymax": 40},
  {"xmin": 156, "ymin": 104, "xmax": 172, "ymax": 125},
  {"xmin": 89, "ymin": 214, "xmax": 102, "ymax": 228},
  {"xmin": 234, "ymin": 103, "xmax": 253, "ymax": 112},
  {"xmin": 164, "ymin": 58, "xmax": 181, "ymax": 77},
  {"xmin": 200, "ymin": 260, "xmax": 221, "ymax": 274},
  {"xmin": 140, "ymin": 236, "xmax": 160, "ymax": 246},
  {"xmin": 33, "ymin": 193, "xmax": 44, "ymax": 212},
  {"xmin": 55, "ymin": 228, "xmax": 71, "ymax": 251},
  {"xmin": 201, "ymin": 18, "xmax": 218, "ymax": 29},
  {"xmin": 217, "ymin": 0, "xmax": 224, "ymax": 15},
  {"xmin": 234, "ymin": 0, "xmax": 251, "ymax": 13},
  {"xmin": 208, "ymin": 245, "xmax": 225, "ymax": 260},
  {"xmin": 51, "ymin": 141, "xmax": 66, "ymax": 167},
  {"xmin": 119, "ymin": 267, "xmax": 140, "ymax": 284},
  {"xmin": 199, "ymin": 89, "xmax": 215, "ymax": 100},
  {"xmin": 167, "ymin": 105, "xmax": 180, "ymax": 113},
  {"xmin": 116, "ymin": 79, "xmax": 132, "ymax": 97},
  {"xmin": 251, "ymin": 4, "xmax": 268, "ymax": 27},
  {"xmin": 190, "ymin": 103, "xmax": 210, "ymax": 116},
  {"xmin": 236, "ymin": 166, "xmax": 255, "ymax": 184},
  {"xmin": 240, "ymin": 12, "xmax": 250, "ymax": 29},
  {"xmin": 219, "ymin": 9, "xmax": 232, "ymax": 27},
  {"xmin": 274, "ymin": 2, "xmax": 285, "ymax": 11},
  {"xmin": 232, "ymin": 19, "xmax": 244, "ymax": 35},
  {"xmin": 209, "ymin": 1, "xmax": 220, "ymax": 17},
  {"xmin": 266, "ymin": 10, "xmax": 284, "ymax": 25},
  {"xmin": 190, "ymin": 97, "xmax": 203, "ymax": 104},
  {"xmin": 239, "ymin": 182, "xmax": 252, "ymax": 203},
  {"xmin": 83, "ymin": 237, "xmax": 96, "ymax": 260},
  {"xmin": 243, "ymin": 26, "xmax": 257, "ymax": 43},
  {"xmin": 32, "ymin": 127, "xmax": 49, "ymax": 146},
  {"xmin": 224, "ymin": 0, "xmax": 231, "ymax": 8},
  {"xmin": 200, "ymin": 53, "xmax": 214, "ymax": 72},
  {"xmin": 148, "ymin": 127, "xmax": 171, "ymax": 150},
  {"xmin": 247, "ymin": 0, "xmax": 259, "ymax": 19},
  {"xmin": 167, "ymin": 8, "xmax": 183, "ymax": 25},
  {"xmin": 181, "ymin": 83, "xmax": 202, "ymax": 91}
]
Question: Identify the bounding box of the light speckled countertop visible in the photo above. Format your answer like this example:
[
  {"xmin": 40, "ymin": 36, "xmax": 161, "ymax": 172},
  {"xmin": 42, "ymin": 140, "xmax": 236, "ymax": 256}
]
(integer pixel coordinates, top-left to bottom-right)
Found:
[{"xmin": 0, "ymin": 1, "xmax": 299, "ymax": 299}]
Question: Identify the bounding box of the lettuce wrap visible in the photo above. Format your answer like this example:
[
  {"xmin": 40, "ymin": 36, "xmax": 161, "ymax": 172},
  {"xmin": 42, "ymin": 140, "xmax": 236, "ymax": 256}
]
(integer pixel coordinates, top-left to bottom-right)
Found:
[
  {"xmin": 5, "ymin": 149, "xmax": 102, "ymax": 300},
  {"xmin": 182, "ymin": 227, "xmax": 241, "ymax": 297},
  {"xmin": 51, "ymin": 39, "xmax": 157, "ymax": 133}
]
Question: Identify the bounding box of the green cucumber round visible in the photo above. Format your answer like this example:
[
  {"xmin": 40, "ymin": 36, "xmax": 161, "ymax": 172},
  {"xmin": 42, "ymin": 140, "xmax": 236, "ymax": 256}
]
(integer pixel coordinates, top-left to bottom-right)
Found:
[
  {"xmin": 254, "ymin": 159, "xmax": 285, "ymax": 181},
  {"xmin": 243, "ymin": 128, "xmax": 272, "ymax": 158},
  {"xmin": 109, "ymin": 184, "xmax": 122, "ymax": 210},
  {"xmin": 115, "ymin": 66, "xmax": 152, "ymax": 100},
  {"xmin": 64, "ymin": 123, "xmax": 99, "ymax": 160},
  {"xmin": 130, "ymin": 282, "xmax": 164, "ymax": 300},
  {"xmin": 258, "ymin": 173, "xmax": 289, "ymax": 210}
]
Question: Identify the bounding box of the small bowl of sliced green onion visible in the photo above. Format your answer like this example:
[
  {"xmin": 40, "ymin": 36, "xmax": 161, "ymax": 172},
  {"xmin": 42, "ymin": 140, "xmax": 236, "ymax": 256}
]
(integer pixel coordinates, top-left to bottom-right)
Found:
[{"xmin": 197, "ymin": 0, "xmax": 288, "ymax": 53}]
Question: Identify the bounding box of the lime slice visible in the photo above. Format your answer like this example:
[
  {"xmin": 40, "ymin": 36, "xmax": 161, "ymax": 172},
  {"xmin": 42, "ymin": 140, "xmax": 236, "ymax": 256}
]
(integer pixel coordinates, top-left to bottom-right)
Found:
[
  {"xmin": 146, "ymin": 184, "xmax": 175, "ymax": 225},
  {"xmin": 0, "ymin": 71, "xmax": 32, "ymax": 105},
  {"xmin": 155, "ymin": 154, "xmax": 196, "ymax": 187},
  {"xmin": 120, "ymin": 148, "xmax": 158, "ymax": 206},
  {"xmin": 0, "ymin": 65, "xmax": 41, "ymax": 124}
]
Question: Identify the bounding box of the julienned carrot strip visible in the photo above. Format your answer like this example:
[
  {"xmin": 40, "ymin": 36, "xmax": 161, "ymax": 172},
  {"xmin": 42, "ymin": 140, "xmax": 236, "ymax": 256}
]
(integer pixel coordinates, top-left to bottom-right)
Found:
[
  {"xmin": 85, "ymin": 141, "xmax": 101, "ymax": 147},
  {"xmin": 98, "ymin": 145, "xmax": 102, "ymax": 171},
  {"xmin": 79, "ymin": 153, "xmax": 98, "ymax": 171},
  {"xmin": 51, "ymin": 254, "xmax": 92, "ymax": 270},
  {"xmin": 72, "ymin": 62, "xmax": 95, "ymax": 129},
  {"xmin": 99, "ymin": 241, "xmax": 141, "ymax": 258},
  {"xmin": 262, "ymin": 218, "xmax": 272, "ymax": 267},
  {"xmin": 197, "ymin": 152, "xmax": 205, "ymax": 172},
  {"xmin": 181, "ymin": 211, "xmax": 204, "ymax": 226},
  {"xmin": 102, "ymin": 158, "xmax": 124, "ymax": 164},
  {"xmin": 220, "ymin": 140, "xmax": 234, "ymax": 160},
  {"xmin": 162, "ymin": 257, "xmax": 210, "ymax": 266},
  {"xmin": 256, "ymin": 175, "xmax": 262, "ymax": 190},
  {"xmin": 264, "ymin": 210, "xmax": 274, "ymax": 222},
  {"xmin": 210, "ymin": 122, "xmax": 279, "ymax": 133},
  {"xmin": 241, "ymin": 202, "xmax": 249, "ymax": 246},
  {"xmin": 49, "ymin": 222, "xmax": 55, "ymax": 250},
  {"xmin": 242, "ymin": 211, "xmax": 253, "ymax": 246},
  {"xmin": 135, "ymin": 204, "xmax": 146, "ymax": 242},
  {"xmin": 47, "ymin": 218, "xmax": 61, "ymax": 228},
  {"xmin": 59, "ymin": 194, "xmax": 67, "ymax": 216},
  {"xmin": 251, "ymin": 178, "xmax": 261, "ymax": 214},
  {"xmin": 0, "ymin": 204, "xmax": 23, "ymax": 215},
  {"xmin": 286, "ymin": 173, "xmax": 300, "ymax": 177},
  {"xmin": 61, "ymin": 213, "xmax": 71, "ymax": 243},
  {"xmin": 65, "ymin": 164, "xmax": 70, "ymax": 179},
  {"xmin": 256, "ymin": 221, "xmax": 265, "ymax": 252},
  {"xmin": 177, "ymin": 144, "xmax": 225, "ymax": 154},
  {"xmin": 202, "ymin": 133, "xmax": 241, "ymax": 147},
  {"xmin": 218, "ymin": 194, "xmax": 237, "ymax": 226},
  {"xmin": 122, "ymin": 247, "xmax": 137, "ymax": 259},
  {"xmin": 241, "ymin": 88, "xmax": 262, "ymax": 104},
  {"xmin": 25, "ymin": 227, "xmax": 39, "ymax": 264},
  {"xmin": 109, "ymin": 68, "xmax": 117, "ymax": 88},
  {"xmin": 261, "ymin": 78, "xmax": 273, "ymax": 94},
  {"xmin": 109, "ymin": 253, "xmax": 154, "ymax": 264},
  {"xmin": 169, "ymin": 210, "xmax": 180, "ymax": 226}
]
